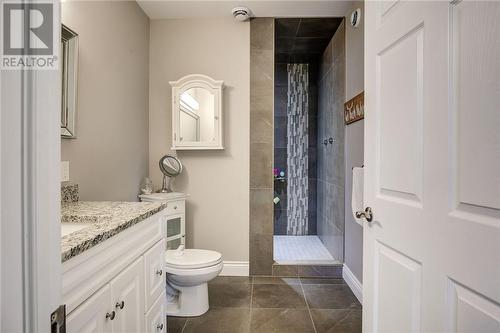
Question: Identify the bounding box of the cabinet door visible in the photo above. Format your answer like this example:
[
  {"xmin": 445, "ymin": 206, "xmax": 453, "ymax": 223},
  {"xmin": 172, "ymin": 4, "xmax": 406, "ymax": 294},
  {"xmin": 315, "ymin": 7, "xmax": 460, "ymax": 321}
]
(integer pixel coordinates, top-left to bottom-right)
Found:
[
  {"xmin": 145, "ymin": 292, "xmax": 166, "ymax": 333},
  {"xmin": 66, "ymin": 285, "xmax": 112, "ymax": 333},
  {"xmin": 144, "ymin": 239, "xmax": 166, "ymax": 311},
  {"xmin": 110, "ymin": 257, "xmax": 145, "ymax": 333}
]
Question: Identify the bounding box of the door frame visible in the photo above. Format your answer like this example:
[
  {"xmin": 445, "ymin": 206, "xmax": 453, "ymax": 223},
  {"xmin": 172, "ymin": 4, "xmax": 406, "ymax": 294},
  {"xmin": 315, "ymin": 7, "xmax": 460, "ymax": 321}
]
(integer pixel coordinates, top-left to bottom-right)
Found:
[{"xmin": 0, "ymin": 1, "xmax": 62, "ymax": 331}]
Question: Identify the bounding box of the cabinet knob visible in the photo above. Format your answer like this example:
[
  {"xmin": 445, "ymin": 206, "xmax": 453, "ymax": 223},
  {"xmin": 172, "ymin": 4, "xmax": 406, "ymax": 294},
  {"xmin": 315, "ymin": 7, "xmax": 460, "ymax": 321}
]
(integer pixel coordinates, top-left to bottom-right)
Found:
[
  {"xmin": 156, "ymin": 269, "xmax": 163, "ymax": 276},
  {"xmin": 105, "ymin": 311, "xmax": 116, "ymax": 320},
  {"xmin": 156, "ymin": 323, "xmax": 164, "ymax": 330},
  {"xmin": 174, "ymin": 205, "xmax": 178, "ymax": 210},
  {"xmin": 115, "ymin": 301, "xmax": 125, "ymax": 310}
]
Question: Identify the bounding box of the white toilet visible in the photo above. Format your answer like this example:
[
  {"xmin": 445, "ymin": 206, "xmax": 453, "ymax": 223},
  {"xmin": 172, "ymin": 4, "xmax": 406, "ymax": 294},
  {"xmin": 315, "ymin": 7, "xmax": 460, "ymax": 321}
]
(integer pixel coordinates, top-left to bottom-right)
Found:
[
  {"xmin": 139, "ymin": 192, "xmax": 223, "ymax": 317},
  {"xmin": 165, "ymin": 246, "xmax": 223, "ymax": 316}
]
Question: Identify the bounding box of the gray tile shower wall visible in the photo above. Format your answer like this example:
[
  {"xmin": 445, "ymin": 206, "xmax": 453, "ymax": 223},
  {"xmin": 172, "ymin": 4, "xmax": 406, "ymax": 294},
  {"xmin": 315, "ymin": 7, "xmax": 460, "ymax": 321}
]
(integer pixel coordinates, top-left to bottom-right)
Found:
[
  {"xmin": 274, "ymin": 62, "xmax": 318, "ymax": 236},
  {"xmin": 274, "ymin": 63, "xmax": 288, "ymax": 235},
  {"xmin": 317, "ymin": 20, "xmax": 346, "ymax": 261},
  {"xmin": 308, "ymin": 68, "xmax": 319, "ymax": 235},
  {"xmin": 250, "ymin": 18, "xmax": 275, "ymax": 276},
  {"xmin": 286, "ymin": 64, "xmax": 309, "ymax": 235}
]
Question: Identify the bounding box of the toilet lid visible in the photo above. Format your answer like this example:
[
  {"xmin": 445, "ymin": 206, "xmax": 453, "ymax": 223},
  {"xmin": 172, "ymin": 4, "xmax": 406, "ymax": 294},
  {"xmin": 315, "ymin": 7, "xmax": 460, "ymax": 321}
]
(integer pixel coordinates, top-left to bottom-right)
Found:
[{"xmin": 165, "ymin": 249, "xmax": 222, "ymax": 269}]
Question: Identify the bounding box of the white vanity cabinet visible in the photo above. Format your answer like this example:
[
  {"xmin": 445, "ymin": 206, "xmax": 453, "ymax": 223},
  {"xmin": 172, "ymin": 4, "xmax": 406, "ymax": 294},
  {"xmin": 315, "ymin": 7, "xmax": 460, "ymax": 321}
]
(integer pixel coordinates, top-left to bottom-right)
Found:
[
  {"xmin": 145, "ymin": 292, "xmax": 167, "ymax": 333},
  {"xmin": 109, "ymin": 257, "xmax": 145, "ymax": 332},
  {"xmin": 65, "ymin": 284, "xmax": 112, "ymax": 333},
  {"xmin": 139, "ymin": 193, "xmax": 188, "ymax": 251},
  {"xmin": 63, "ymin": 211, "xmax": 167, "ymax": 333}
]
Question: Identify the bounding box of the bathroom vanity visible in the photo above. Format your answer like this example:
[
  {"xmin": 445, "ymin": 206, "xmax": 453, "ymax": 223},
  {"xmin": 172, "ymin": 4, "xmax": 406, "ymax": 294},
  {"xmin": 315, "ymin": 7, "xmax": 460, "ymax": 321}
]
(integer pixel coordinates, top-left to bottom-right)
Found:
[{"xmin": 60, "ymin": 193, "xmax": 188, "ymax": 333}]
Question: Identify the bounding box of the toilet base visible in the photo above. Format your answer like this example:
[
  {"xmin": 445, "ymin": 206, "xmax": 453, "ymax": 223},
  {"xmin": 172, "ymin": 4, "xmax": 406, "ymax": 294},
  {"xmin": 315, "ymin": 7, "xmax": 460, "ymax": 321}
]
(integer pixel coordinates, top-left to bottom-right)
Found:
[{"xmin": 167, "ymin": 282, "xmax": 209, "ymax": 317}]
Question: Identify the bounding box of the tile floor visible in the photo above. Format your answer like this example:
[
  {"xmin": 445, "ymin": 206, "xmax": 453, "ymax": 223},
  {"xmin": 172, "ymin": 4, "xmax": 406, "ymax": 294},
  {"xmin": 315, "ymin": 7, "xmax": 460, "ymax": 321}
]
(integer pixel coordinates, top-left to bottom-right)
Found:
[
  {"xmin": 167, "ymin": 276, "xmax": 361, "ymax": 333},
  {"xmin": 273, "ymin": 236, "xmax": 339, "ymax": 264}
]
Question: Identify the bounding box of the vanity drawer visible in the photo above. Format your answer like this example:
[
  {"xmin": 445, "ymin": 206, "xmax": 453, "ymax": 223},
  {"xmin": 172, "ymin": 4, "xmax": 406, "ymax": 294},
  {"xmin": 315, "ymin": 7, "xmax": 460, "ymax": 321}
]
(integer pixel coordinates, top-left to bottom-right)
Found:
[
  {"xmin": 164, "ymin": 200, "xmax": 184, "ymax": 215},
  {"xmin": 145, "ymin": 292, "xmax": 166, "ymax": 333},
  {"xmin": 143, "ymin": 239, "xmax": 165, "ymax": 312}
]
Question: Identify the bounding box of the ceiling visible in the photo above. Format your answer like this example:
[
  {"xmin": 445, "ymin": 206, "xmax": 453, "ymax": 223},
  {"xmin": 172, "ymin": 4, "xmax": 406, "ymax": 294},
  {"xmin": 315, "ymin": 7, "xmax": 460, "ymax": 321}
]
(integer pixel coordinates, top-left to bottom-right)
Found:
[
  {"xmin": 275, "ymin": 18, "xmax": 343, "ymax": 63},
  {"xmin": 136, "ymin": 1, "xmax": 351, "ymax": 20}
]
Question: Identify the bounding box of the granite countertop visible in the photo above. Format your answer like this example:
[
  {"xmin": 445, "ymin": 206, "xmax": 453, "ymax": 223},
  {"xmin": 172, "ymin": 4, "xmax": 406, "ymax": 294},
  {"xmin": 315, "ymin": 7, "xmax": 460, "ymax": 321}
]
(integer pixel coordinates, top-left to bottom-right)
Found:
[{"xmin": 61, "ymin": 201, "xmax": 167, "ymax": 263}]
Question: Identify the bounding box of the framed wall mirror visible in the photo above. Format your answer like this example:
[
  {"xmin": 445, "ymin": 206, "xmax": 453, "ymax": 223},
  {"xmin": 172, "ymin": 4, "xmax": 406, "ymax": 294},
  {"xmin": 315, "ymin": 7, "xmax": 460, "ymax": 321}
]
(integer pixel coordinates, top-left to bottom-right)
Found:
[
  {"xmin": 61, "ymin": 24, "xmax": 79, "ymax": 138},
  {"xmin": 170, "ymin": 74, "xmax": 224, "ymax": 150}
]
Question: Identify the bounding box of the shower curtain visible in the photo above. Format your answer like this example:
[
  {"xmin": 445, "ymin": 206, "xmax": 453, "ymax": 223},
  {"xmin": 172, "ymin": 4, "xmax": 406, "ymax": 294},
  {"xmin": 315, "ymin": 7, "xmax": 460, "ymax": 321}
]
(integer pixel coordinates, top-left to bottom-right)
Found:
[{"xmin": 286, "ymin": 64, "xmax": 309, "ymax": 235}]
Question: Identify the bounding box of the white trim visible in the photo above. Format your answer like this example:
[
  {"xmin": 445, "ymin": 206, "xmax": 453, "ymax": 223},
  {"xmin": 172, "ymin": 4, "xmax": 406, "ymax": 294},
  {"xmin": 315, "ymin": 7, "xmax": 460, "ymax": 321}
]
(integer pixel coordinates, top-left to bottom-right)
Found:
[
  {"xmin": 219, "ymin": 261, "xmax": 249, "ymax": 277},
  {"xmin": 343, "ymin": 264, "xmax": 363, "ymax": 304},
  {"xmin": 1, "ymin": 5, "xmax": 62, "ymax": 328}
]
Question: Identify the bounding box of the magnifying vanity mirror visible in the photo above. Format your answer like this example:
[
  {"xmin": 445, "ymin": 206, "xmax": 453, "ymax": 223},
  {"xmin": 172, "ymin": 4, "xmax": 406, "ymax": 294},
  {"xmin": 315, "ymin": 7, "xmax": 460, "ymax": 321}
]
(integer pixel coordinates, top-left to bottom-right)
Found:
[
  {"xmin": 159, "ymin": 155, "xmax": 183, "ymax": 192},
  {"xmin": 170, "ymin": 74, "xmax": 224, "ymax": 150}
]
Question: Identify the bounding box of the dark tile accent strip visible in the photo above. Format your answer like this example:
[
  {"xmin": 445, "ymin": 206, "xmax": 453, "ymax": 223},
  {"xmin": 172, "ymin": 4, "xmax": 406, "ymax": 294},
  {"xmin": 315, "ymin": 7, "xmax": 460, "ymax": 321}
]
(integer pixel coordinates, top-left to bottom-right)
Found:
[
  {"xmin": 272, "ymin": 264, "xmax": 299, "ymax": 277},
  {"xmin": 272, "ymin": 264, "xmax": 343, "ymax": 278}
]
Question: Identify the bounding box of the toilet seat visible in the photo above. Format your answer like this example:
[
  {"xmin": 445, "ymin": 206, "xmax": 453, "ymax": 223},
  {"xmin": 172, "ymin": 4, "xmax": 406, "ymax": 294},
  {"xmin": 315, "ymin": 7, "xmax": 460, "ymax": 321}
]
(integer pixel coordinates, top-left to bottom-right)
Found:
[{"xmin": 165, "ymin": 249, "xmax": 222, "ymax": 270}]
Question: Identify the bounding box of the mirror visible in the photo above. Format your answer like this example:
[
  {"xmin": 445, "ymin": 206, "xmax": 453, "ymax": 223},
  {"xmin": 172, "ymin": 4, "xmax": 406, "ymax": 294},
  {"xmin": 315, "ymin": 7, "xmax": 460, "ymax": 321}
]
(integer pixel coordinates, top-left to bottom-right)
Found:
[
  {"xmin": 61, "ymin": 24, "xmax": 79, "ymax": 138},
  {"xmin": 179, "ymin": 88, "xmax": 215, "ymax": 142},
  {"xmin": 159, "ymin": 155, "xmax": 183, "ymax": 192},
  {"xmin": 170, "ymin": 74, "xmax": 224, "ymax": 150}
]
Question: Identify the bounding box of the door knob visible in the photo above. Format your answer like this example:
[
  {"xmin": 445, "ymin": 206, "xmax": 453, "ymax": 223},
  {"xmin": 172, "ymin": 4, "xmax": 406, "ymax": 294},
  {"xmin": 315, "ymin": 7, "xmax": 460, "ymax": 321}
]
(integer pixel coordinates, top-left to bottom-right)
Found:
[{"xmin": 356, "ymin": 207, "xmax": 373, "ymax": 222}]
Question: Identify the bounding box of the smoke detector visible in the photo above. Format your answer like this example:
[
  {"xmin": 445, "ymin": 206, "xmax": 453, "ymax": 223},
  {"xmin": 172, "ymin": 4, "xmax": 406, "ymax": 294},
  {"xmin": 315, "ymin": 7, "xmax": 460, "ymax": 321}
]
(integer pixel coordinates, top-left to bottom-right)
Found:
[{"xmin": 232, "ymin": 7, "xmax": 251, "ymax": 22}]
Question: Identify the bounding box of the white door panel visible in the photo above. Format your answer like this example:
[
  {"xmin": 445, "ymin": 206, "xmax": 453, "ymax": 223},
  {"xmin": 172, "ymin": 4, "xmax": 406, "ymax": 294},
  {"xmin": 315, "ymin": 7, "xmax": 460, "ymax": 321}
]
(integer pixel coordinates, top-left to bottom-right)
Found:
[
  {"xmin": 446, "ymin": 280, "xmax": 500, "ymax": 333},
  {"xmin": 365, "ymin": 1, "xmax": 500, "ymax": 332},
  {"xmin": 374, "ymin": 242, "xmax": 422, "ymax": 333},
  {"xmin": 450, "ymin": 0, "xmax": 500, "ymax": 215},
  {"xmin": 378, "ymin": 24, "xmax": 423, "ymax": 204}
]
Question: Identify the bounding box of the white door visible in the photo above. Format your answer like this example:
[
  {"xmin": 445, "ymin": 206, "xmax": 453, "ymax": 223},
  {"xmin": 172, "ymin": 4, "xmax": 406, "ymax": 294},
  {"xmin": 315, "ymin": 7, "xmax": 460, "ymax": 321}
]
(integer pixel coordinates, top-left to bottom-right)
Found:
[
  {"xmin": 110, "ymin": 257, "xmax": 145, "ymax": 333},
  {"xmin": 1, "ymin": 1, "xmax": 62, "ymax": 331},
  {"xmin": 364, "ymin": 1, "xmax": 500, "ymax": 332},
  {"xmin": 66, "ymin": 285, "xmax": 112, "ymax": 333}
]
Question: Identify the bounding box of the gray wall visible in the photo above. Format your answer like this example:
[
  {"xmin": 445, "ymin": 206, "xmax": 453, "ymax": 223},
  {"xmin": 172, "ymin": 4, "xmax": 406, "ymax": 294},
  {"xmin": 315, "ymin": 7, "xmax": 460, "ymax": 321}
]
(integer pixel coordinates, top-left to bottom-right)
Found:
[
  {"xmin": 317, "ymin": 21, "xmax": 345, "ymax": 261},
  {"xmin": 344, "ymin": 1, "xmax": 365, "ymax": 283},
  {"xmin": 61, "ymin": 1, "xmax": 150, "ymax": 201},
  {"xmin": 249, "ymin": 18, "xmax": 275, "ymax": 275},
  {"xmin": 149, "ymin": 18, "xmax": 250, "ymax": 262}
]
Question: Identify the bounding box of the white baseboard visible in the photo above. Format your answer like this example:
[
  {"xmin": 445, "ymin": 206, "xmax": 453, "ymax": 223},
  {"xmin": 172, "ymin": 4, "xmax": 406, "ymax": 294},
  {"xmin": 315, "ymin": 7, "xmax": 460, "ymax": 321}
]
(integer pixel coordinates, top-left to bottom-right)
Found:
[
  {"xmin": 343, "ymin": 264, "xmax": 363, "ymax": 304},
  {"xmin": 220, "ymin": 261, "xmax": 249, "ymax": 276}
]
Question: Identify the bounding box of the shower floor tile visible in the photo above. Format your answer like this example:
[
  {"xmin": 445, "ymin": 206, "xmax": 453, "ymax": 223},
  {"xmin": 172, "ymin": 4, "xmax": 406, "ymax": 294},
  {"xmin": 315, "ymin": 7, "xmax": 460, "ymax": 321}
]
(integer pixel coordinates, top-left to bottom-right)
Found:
[{"xmin": 273, "ymin": 236, "xmax": 339, "ymax": 265}]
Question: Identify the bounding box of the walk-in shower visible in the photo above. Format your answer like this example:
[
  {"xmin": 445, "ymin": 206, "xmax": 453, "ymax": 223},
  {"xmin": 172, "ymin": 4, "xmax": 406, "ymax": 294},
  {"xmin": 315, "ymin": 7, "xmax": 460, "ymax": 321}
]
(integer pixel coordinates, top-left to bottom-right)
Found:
[{"xmin": 273, "ymin": 18, "xmax": 345, "ymax": 264}]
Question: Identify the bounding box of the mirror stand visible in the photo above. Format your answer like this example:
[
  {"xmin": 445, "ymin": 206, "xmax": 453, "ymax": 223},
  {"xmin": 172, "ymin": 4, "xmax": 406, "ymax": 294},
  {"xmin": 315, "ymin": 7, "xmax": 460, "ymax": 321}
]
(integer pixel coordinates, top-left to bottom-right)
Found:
[{"xmin": 160, "ymin": 175, "xmax": 175, "ymax": 193}]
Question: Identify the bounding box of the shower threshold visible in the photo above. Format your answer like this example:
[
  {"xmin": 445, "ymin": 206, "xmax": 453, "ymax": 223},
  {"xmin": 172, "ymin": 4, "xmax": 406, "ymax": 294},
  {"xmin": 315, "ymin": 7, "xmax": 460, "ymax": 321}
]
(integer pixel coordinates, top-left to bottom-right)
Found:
[{"xmin": 273, "ymin": 235, "xmax": 341, "ymax": 265}]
